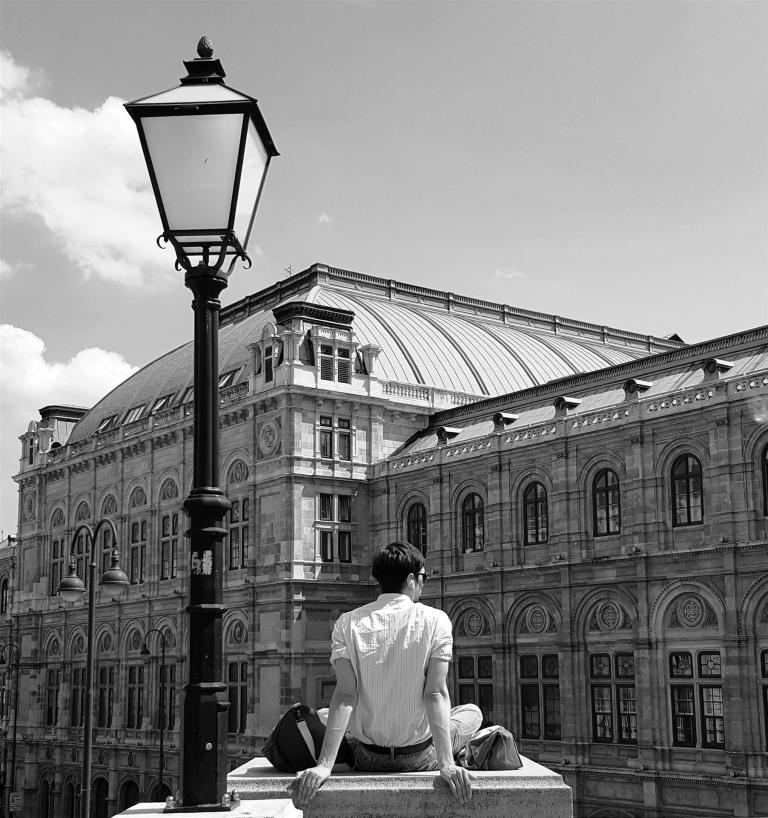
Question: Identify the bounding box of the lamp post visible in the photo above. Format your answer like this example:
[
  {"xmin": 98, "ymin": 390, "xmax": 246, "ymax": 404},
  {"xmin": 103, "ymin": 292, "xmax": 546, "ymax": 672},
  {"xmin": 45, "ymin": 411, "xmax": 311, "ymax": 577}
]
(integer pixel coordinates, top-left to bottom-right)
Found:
[
  {"xmin": 0, "ymin": 642, "xmax": 19, "ymax": 818},
  {"xmin": 126, "ymin": 37, "xmax": 277, "ymax": 812},
  {"xmin": 141, "ymin": 629, "xmax": 169, "ymax": 801},
  {"xmin": 58, "ymin": 520, "xmax": 129, "ymax": 818}
]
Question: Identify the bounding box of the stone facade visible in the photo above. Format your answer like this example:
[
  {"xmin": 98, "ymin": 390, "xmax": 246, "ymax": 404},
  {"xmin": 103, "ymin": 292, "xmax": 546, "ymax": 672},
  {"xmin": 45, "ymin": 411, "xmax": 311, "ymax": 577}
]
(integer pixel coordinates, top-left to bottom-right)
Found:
[{"xmin": 3, "ymin": 265, "xmax": 768, "ymax": 817}]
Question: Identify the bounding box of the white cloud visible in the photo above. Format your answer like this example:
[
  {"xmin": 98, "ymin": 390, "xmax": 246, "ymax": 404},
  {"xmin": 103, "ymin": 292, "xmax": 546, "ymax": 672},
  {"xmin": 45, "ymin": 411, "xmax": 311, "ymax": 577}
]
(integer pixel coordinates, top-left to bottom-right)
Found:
[
  {"xmin": 318, "ymin": 213, "xmax": 333, "ymax": 225},
  {"xmin": 0, "ymin": 260, "xmax": 12, "ymax": 278},
  {"xmin": 0, "ymin": 51, "xmax": 171, "ymax": 288},
  {"xmin": 0, "ymin": 324, "xmax": 138, "ymax": 536},
  {"xmin": 494, "ymin": 267, "xmax": 527, "ymax": 280}
]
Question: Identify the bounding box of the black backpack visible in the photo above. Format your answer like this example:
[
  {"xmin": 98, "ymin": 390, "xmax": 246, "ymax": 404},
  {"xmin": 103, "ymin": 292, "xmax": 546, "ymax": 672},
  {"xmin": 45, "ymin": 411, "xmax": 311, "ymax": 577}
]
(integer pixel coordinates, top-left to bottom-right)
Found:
[{"xmin": 262, "ymin": 702, "xmax": 353, "ymax": 773}]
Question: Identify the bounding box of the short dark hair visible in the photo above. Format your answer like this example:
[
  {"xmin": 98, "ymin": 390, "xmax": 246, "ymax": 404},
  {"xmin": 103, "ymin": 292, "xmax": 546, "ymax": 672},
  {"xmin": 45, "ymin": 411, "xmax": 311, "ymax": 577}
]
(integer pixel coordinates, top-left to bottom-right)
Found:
[{"xmin": 372, "ymin": 541, "xmax": 425, "ymax": 593}]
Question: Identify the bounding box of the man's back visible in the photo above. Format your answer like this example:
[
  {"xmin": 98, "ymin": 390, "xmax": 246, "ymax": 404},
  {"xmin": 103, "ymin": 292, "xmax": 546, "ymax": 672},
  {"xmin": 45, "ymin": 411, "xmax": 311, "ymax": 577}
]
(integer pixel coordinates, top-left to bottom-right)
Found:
[{"xmin": 331, "ymin": 592, "xmax": 452, "ymax": 747}]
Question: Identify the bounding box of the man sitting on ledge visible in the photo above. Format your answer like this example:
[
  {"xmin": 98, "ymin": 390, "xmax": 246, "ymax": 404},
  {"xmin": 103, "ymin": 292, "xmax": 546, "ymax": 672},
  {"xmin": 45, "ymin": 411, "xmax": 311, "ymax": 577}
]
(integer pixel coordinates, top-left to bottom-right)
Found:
[{"xmin": 290, "ymin": 541, "xmax": 482, "ymax": 809}]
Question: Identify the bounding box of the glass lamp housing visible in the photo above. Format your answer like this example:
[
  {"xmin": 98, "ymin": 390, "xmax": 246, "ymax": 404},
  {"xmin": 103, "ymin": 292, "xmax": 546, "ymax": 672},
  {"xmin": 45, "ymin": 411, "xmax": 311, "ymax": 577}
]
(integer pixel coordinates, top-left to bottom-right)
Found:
[{"xmin": 125, "ymin": 48, "xmax": 278, "ymax": 273}]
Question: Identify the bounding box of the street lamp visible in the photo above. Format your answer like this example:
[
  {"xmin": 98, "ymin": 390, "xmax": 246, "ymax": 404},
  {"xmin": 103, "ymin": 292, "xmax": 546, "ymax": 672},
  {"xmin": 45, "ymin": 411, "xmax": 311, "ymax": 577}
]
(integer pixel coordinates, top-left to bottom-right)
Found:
[
  {"xmin": 58, "ymin": 520, "xmax": 129, "ymax": 818},
  {"xmin": 141, "ymin": 629, "xmax": 170, "ymax": 802},
  {"xmin": 0, "ymin": 641, "xmax": 19, "ymax": 818},
  {"xmin": 125, "ymin": 37, "xmax": 277, "ymax": 812}
]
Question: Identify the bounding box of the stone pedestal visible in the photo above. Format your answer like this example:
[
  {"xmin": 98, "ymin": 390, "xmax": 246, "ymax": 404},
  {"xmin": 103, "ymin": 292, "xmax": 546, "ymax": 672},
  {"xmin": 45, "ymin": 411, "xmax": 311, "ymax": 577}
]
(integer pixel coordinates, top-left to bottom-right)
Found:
[{"xmin": 116, "ymin": 755, "xmax": 572, "ymax": 818}]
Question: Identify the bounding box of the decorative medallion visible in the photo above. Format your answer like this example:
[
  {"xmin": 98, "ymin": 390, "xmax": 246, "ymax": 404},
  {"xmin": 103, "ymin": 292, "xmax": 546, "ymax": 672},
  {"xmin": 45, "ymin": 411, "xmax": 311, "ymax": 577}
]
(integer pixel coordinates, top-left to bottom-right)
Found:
[
  {"xmin": 679, "ymin": 595, "xmax": 704, "ymax": 628},
  {"xmin": 128, "ymin": 752, "xmax": 135, "ymax": 767},
  {"xmin": 74, "ymin": 634, "xmax": 85, "ymax": 655},
  {"xmin": 260, "ymin": 421, "xmax": 279, "ymax": 457},
  {"xmin": 98, "ymin": 750, "xmax": 105, "ymax": 765},
  {"xmin": 129, "ymin": 630, "xmax": 143, "ymax": 652},
  {"xmin": 102, "ymin": 494, "xmax": 117, "ymax": 516},
  {"xmin": 75, "ymin": 501, "xmax": 90, "ymax": 521},
  {"xmin": 232, "ymin": 621, "xmax": 247, "ymax": 645},
  {"xmin": 51, "ymin": 508, "xmax": 65, "ymax": 529},
  {"xmin": 160, "ymin": 479, "xmax": 179, "ymax": 502},
  {"xmin": 49, "ymin": 638, "xmax": 61, "ymax": 657},
  {"xmin": 163, "ymin": 629, "xmax": 175, "ymax": 649},
  {"xmin": 98, "ymin": 632, "xmax": 113, "ymax": 653},
  {"xmin": 229, "ymin": 459, "xmax": 250, "ymax": 484},
  {"xmin": 45, "ymin": 747, "xmax": 52, "ymax": 761},
  {"xmin": 596, "ymin": 602, "xmax": 621, "ymax": 631},
  {"xmin": 466, "ymin": 611, "xmax": 483, "ymax": 637},
  {"xmin": 23, "ymin": 492, "xmax": 35, "ymax": 521},
  {"xmin": 761, "ymin": 601, "xmax": 768, "ymax": 623},
  {"xmin": 527, "ymin": 606, "xmax": 549, "ymax": 634},
  {"xmin": 129, "ymin": 487, "xmax": 147, "ymax": 508}
]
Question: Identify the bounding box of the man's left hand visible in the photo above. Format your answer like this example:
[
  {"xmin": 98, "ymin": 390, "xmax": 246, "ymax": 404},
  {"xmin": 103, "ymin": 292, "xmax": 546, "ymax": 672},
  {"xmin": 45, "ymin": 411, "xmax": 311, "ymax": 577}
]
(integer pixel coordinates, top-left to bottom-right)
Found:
[{"xmin": 287, "ymin": 764, "xmax": 332, "ymax": 808}]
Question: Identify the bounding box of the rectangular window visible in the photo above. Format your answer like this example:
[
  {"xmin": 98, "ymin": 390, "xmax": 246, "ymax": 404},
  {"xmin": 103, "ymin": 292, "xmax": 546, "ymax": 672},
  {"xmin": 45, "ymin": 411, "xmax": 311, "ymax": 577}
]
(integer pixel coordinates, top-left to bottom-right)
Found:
[
  {"xmin": 671, "ymin": 686, "xmax": 696, "ymax": 746},
  {"xmin": 701, "ymin": 686, "xmax": 724, "ymax": 747},
  {"xmin": 229, "ymin": 528, "xmax": 241, "ymax": 569},
  {"xmin": 50, "ymin": 538, "xmax": 65, "ymax": 596},
  {"xmin": 457, "ymin": 655, "xmax": 493, "ymax": 724},
  {"xmin": 228, "ymin": 661, "xmax": 248, "ymax": 734},
  {"xmin": 96, "ymin": 666, "xmax": 114, "ymax": 729},
  {"xmin": 241, "ymin": 500, "xmax": 250, "ymax": 564},
  {"xmin": 338, "ymin": 430, "xmax": 351, "ymax": 461},
  {"xmin": 45, "ymin": 669, "xmax": 60, "ymax": 726},
  {"xmin": 338, "ymin": 496, "xmax": 352, "ymax": 523},
  {"xmin": 160, "ymin": 664, "xmax": 176, "ymax": 730},
  {"xmin": 129, "ymin": 521, "xmax": 147, "ymax": 584},
  {"xmin": 126, "ymin": 666, "xmax": 144, "ymax": 729},
  {"xmin": 264, "ymin": 346, "xmax": 273, "ymax": 383},
  {"xmin": 338, "ymin": 530, "xmax": 352, "ymax": 563},
  {"xmin": 320, "ymin": 429, "xmax": 333, "ymax": 458},
  {"xmin": 71, "ymin": 667, "xmax": 86, "ymax": 727},
  {"xmin": 337, "ymin": 348, "xmax": 351, "ymax": 383},
  {"xmin": 319, "ymin": 494, "xmax": 333, "ymax": 521},
  {"xmin": 592, "ymin": 686, "xmax": 613, "ymax": 741},
  {"xmin": 589, "ymin": 651, "xmax": 635, "ymax": 744},
  {"xmin": 519, "ymin": 654, "xmax": 560, "ymax": 740},
  {"xmin": 320, "ymin": 345, "xmax": 334, "ymax": 381},
  {"xmin": 160, "ymin": 513, "xmax": 178, "ymax": 580},
  {"xmin": 320, "ymin": 531, "xmax": 333, "ymax": 562}
]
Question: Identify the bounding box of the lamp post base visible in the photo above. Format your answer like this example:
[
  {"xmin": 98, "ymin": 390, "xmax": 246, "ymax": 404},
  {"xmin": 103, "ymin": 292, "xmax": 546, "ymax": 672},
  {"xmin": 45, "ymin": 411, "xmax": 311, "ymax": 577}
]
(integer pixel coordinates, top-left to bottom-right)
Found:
[{"xmin": 164, "ymin": 796, "xmax": 240, "ymax": 813}]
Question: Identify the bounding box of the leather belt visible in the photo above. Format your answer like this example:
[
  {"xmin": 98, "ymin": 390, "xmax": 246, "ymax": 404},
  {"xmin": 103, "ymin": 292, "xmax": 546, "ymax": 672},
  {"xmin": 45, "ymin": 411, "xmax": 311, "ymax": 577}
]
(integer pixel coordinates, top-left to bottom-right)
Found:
[{"xmin": 360, "ymin": 736, "xmax": 433, "ymax": 757}]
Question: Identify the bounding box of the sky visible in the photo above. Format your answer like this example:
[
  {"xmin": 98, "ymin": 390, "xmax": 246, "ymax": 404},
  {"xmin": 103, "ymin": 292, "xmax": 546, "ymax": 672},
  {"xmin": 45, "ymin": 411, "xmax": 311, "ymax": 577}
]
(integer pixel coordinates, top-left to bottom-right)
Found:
[{"xmin": 1, "ymin": 0, "xmax": 767, "ymax": 536}]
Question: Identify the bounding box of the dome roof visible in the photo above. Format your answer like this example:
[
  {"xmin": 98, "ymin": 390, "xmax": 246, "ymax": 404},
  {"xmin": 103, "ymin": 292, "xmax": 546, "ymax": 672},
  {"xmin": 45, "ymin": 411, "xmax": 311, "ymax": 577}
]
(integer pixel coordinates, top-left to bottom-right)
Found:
[{"xmin": 68, "ymin": 263, "xmax": 683, "ymax": 443}]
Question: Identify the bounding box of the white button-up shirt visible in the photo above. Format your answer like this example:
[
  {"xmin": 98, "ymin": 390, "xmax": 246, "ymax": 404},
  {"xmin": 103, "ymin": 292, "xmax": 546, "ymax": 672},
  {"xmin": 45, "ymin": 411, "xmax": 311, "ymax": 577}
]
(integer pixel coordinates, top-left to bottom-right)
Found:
[{"xmin": 330, "ymin": 593, "xmax": 453, "ymax": 747}]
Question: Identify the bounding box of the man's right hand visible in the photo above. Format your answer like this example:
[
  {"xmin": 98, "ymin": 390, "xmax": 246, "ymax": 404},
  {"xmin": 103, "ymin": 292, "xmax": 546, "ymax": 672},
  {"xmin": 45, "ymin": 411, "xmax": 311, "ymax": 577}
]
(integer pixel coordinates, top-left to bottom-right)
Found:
[
  {"xmin": 287, "ymin": 764, "xmax": 332, "ymax": 809},
  {"xmin": 439, "ymin": 762, "xmax": 474, "ymax": 805}
]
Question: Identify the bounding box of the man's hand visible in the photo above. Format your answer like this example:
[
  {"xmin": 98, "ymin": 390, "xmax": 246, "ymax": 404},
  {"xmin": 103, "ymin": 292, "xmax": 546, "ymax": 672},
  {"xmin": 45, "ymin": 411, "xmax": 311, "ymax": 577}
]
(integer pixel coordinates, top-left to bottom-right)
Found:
[
  {"xmin": 439, "ymin": 762, "xmax": 474, "ymax": 805},
  {"xmin": 287, "ymin": 764, "xmax": 332, "ymax": 809}
]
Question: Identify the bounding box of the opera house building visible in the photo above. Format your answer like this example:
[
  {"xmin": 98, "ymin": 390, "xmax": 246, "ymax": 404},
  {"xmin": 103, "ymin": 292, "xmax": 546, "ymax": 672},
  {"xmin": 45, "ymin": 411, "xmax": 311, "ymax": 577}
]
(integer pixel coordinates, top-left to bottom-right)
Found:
[{"xmin": 7, "ymin": 262, "xmax": 768, "ymax": 817}]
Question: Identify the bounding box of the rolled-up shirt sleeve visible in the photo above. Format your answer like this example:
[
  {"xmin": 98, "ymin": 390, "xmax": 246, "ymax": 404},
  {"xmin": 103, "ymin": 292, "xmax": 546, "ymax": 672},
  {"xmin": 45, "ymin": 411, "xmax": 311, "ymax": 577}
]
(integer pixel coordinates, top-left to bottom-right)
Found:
[
  {"xmin": 330, "ymin": 615, "xmax": 351, "ymax": 665},
  {"xmin": 429, "ymin": 610, "xmax": 453, "ymax": 661}
]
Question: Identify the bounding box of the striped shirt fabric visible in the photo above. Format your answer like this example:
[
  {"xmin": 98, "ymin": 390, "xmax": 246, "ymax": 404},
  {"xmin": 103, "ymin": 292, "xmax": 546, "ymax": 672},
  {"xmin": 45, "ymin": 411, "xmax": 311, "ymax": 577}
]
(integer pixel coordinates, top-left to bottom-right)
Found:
[{"xmin": 330, "ymin": 593, "xmax": 453, "ymax": 747}]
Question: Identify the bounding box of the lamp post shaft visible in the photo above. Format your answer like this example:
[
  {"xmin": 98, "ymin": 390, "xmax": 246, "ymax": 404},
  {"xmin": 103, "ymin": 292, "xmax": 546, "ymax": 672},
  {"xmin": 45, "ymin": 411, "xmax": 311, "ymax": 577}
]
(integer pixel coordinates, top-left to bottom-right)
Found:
[
  {"xmin": 80, "ymin": 558, "xmax": 97, "ymax": 818},
  {"xmin": 159, "ymin": 639, "xmax": 165, "ymax": 800},
  {"xmin": 181, "ymin": 266, "xmax": 231, "ymax": 809}
]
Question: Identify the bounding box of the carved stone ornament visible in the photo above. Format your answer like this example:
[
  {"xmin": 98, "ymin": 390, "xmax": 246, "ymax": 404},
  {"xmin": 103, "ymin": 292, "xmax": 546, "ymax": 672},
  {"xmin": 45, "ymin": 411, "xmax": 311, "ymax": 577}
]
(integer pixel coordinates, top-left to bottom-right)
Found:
[
  {"xmin": 231, "ymin": 621, "xmax": 247, "ymax": 645},
  {"xmin": 129, "ymin": 487, "xmax": 147, "ymax": 508},
  {"xmin": 98, "ymin": 632, "xmax": 113, "ymax": 653},
  {"xmin": 51, "ymin": 508, "xmax": 65, "ymax": 529},
  {"xmin": 75, "ymin": 501, "xmax": 90, "ymax": 521},
  {"xmin": 23, "ymin": 492, "xmax": 35, "ymax": 521},
  {"xmin": 668, "ymin": 594, "xmax": 718, "ymax": 629},
  {"xmin": 229, "ymin": 459, "xmax": 249, "ymax": 484},
  {"xmin": 74, "ymin": 634, "xmax": 85, "ymax": 655},
  {"xmin": 101, "ymin": 494, "xmax": 117, "ymax": 516},
  {"xmin": 48, "ymin": 638, "xmax": 61, "ymax": 657},
  {"xmin": 129, "ymin": 630, "xmax": 143, "ymax": 652},
  {"xmin": 458, "ymin": 608, "xmax": 490, "ymax": 638},
  {"xmin": 526, "ymin": 605, "xmax": 549, "ymax": 634},
  {"xmin": 259, "ymin": 421, "xmax": 279, "ymax": 457},
  {"xmin": 596, "ymin": 602, "xmax": 622, "ymax": 631},
  {"xmin": 160, "ymin": 479, "xmax": 179, "ymax": 501}
]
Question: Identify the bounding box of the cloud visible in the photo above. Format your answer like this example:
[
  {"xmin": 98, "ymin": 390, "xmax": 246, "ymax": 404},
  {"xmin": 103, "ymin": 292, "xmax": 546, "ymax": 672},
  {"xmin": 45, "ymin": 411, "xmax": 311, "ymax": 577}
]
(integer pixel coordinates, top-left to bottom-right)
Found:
[
  {"xmin": 494, "ymin": 268, "xmax": 527, "ymax": 280},
  {"xmin": 0, "ymin": 260, "xmax": 12, "ymax": 278},
  {"xmin": 0, "ymin": 324, "xmax": 138, "ymax": 536},
  {"xmin": 0, "ymin": 51, "xmax": 172, "ymax": 288},
  {"xmin": 318, "ymin": 213, "xmax": 333, "ymax": 225}
]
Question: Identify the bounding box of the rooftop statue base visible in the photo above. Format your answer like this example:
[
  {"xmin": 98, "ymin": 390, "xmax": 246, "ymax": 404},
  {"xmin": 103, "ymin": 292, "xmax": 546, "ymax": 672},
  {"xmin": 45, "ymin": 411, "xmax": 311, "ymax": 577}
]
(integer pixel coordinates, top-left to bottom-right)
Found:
[{"xmin": 115, "ymin": 755, "xmax": 572, "ymax": 818}]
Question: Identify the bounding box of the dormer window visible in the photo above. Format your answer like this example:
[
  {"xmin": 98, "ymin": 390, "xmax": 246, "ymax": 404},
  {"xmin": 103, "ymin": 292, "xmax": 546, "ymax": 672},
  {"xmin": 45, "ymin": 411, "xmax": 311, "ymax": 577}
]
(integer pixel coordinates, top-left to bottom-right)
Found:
[
  {"xmin": 96, "ymin": 415, "xmax": 119, "ymax": 433},
  {"xmin": 180, "ymin": 386, "xmax": 194, "ymax": 405},
  {"xmin": 219, "ymin": 370, "xmax": 238, "ymax": 389},
  {"xmin": 319, "ymin": 344, "xmax": 351, "ymax": 384},
  {"xmin": 151, "ymin": 394, "xmax": 174, "ymax": 413},
  {"xmin": 123, "ymin": 405, "xmax": 145, "ymax": 424}
]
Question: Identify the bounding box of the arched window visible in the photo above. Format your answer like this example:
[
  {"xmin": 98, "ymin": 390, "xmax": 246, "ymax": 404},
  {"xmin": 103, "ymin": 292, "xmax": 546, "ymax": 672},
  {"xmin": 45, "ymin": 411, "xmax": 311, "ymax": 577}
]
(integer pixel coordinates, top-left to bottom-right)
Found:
[
  {"xmin": 118, "ymin": 781, "xmax": 140, "ymax": 812},
  {"xmin": 0, "ymin": 578, "xmax": 8, "ymax": 615},
  {"xmin": 672, "ymin": 454, "xmax": 703, "ymax": 527},
  {"xmin": 593, "ymin": 469, "xmax": 620, "ymax": 536},
  {"xmin": 92, "ymin": 777, "xmax": 109, "ymax": 818},
  {"xmin": 406, "ymin": 503, "xmax": 428, "ymax": 555},
  {"xmin": 461, "ymin": 494, "xmax": 484, "ymax": 553},
  {"xmin": 523, "ymin": 482, "xmax": 548, "ymax": 545}
]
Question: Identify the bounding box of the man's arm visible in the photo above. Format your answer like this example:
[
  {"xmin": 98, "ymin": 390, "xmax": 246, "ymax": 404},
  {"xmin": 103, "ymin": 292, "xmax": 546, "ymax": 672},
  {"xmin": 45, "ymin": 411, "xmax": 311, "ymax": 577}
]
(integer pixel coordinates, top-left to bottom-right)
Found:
[
  {"xmin": 289, "ymin": 657, "xmax": 357, "ymax": 809},
  {"xmin": 423, "ymin": 657, "xmax": 473, "ymax": 805}
]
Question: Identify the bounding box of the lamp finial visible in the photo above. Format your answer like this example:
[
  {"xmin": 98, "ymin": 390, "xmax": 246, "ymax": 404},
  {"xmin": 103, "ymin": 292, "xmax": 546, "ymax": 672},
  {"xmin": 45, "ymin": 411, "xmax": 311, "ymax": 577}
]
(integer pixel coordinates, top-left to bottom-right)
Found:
[{"xmin": 197, "ymin": 36, "xmax": 214, "ymax": 60}]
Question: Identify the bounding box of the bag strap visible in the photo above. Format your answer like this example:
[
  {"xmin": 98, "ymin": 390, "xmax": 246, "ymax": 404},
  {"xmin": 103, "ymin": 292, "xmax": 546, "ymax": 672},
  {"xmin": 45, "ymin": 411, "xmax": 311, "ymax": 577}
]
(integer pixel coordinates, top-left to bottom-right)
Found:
[{"xmin": 296, "ymin": 717, "xmax": 318, "ymax": 763}]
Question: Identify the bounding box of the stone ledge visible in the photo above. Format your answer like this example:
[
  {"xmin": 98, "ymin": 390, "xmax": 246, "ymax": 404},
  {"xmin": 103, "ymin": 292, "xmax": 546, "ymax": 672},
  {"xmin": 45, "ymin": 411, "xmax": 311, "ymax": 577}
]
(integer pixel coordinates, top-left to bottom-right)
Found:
[{"xmin": 228, "ymin": 755, "xmax": 572, "ymax": 818}]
